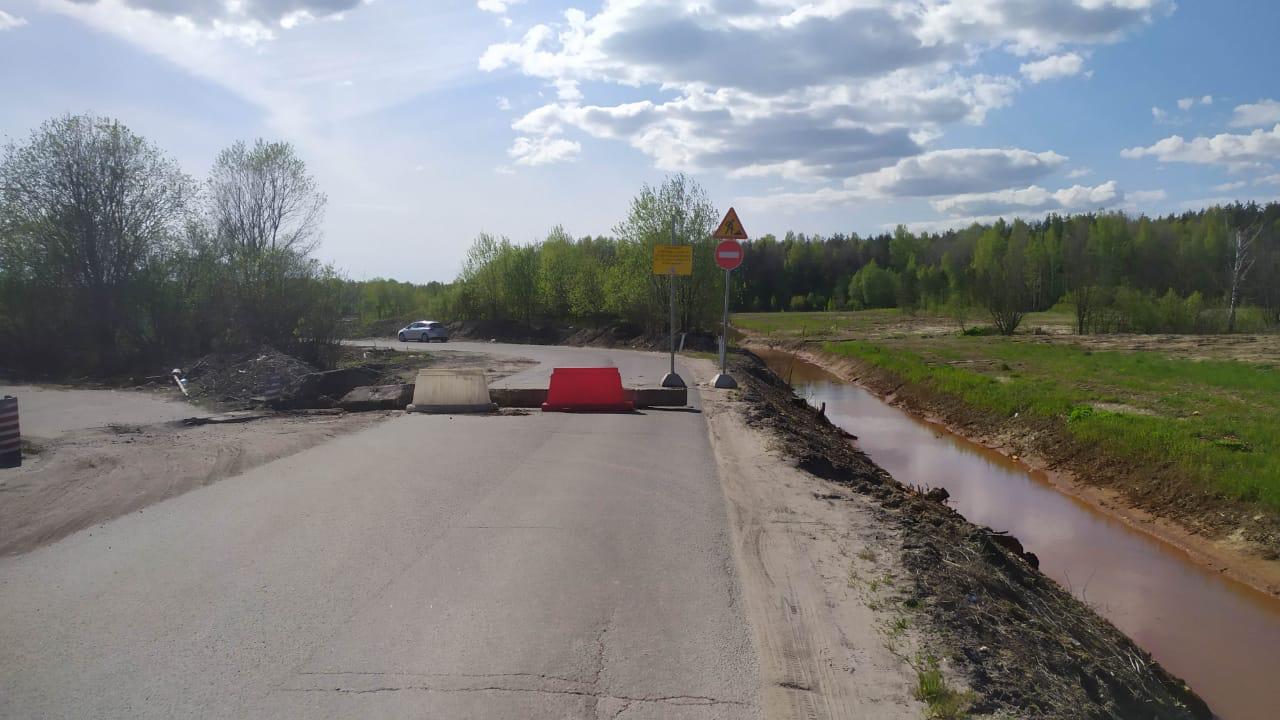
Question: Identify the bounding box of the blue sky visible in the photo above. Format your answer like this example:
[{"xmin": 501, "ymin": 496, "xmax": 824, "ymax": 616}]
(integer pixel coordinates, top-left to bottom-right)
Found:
[{"xmin": 1, "ymin": 1, "xmax": 1278, "ymax": 282}]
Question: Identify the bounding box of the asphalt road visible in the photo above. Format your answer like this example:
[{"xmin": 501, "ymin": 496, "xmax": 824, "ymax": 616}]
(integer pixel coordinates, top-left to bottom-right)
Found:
[
  {"xmin": 0, "ymin": 383, "xmax": 206, "ymax": 440},
  {"xmin": 0, "ymin": 344, "xmax": 761, "ymax": 719}
]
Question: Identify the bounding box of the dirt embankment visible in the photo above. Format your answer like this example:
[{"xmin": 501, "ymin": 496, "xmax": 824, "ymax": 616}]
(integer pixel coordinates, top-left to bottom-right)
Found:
[
  {"xmin": 759, "ymin": 339, "xmax": 1280, "ymax": 597},
  {"xmin": 729, "ymin": 351, "xmax": 1211, "ymax": 720}
]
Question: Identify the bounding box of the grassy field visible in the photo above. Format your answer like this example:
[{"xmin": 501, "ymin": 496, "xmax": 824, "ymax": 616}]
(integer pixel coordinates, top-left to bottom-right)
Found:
[{"xmin": 736, "ymin": 310, "xmax": 1280, "ymax": 512}]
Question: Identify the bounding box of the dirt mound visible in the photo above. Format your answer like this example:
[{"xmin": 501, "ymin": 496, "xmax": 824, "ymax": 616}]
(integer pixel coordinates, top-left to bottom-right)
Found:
[
  {"xmin": 732, "ymin": 350, "xmax": 1211, "ymax": 720},
  {"xmin": 448, "ymin": 319, "xmax": 566, "ymax": 344},
  {"xmin": 184, "ymin": 346, "xmax": 318, "ymax": 407}
]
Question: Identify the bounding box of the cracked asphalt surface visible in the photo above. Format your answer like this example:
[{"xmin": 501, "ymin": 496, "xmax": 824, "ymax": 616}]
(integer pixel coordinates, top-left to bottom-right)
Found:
[{"xmin": 0, "ymin": 344, "xmax": 760, "ymax": 719}]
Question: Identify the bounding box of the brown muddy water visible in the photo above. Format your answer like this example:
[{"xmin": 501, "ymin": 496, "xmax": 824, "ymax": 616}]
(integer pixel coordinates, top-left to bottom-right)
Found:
[{"xmin": 756, "ymin": 349, "xmax": 1280, "ymax": 720}]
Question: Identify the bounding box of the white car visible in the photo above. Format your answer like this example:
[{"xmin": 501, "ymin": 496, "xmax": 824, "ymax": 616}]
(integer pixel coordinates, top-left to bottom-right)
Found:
[{"xmin": 397, "ymin": 321, "xmax": 449, "ymax": 343}]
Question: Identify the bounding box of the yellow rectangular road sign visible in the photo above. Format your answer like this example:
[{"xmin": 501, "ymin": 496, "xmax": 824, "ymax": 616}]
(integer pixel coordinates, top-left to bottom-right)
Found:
[{"xmin": 653, "ymin": 245, "xmax": 693, "ymax": 275}]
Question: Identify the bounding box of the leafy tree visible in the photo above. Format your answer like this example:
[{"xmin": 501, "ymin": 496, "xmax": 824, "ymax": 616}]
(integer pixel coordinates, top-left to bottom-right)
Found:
[
  {"xmin": 0, "ymin": 113, "xmax": 192, "ymax": 371},
  {"xmin": 971, "ymin": 222, "xmax": 1032, "ymax": 335}
]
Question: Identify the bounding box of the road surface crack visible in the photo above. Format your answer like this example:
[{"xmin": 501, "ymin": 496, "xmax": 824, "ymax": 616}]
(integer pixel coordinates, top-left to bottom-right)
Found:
[{"xmin": 281, "ymin": 684, "xmax": 747, "ymax": 707}]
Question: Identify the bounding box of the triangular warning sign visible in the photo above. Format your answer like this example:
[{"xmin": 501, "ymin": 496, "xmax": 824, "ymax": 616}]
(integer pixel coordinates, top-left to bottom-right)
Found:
[{"xmin": 713, "ymin": 207, "xmax": 748, "ymax": 240}]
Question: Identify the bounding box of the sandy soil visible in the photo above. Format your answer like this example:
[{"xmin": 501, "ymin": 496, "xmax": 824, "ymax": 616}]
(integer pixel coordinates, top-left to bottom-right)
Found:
[
  {"xmin": 701, "ymin": 383, "xmax": 924, "ymax": 719},
  {"xmin": 0, "ymin": 412, "xmax": 388, "ymax": 557}
]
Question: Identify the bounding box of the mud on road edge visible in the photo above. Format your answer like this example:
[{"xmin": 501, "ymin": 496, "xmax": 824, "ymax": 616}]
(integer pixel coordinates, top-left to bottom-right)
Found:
[{"xmin": 727, "ymin": 351, "xmax": 1212, "ymax": 720}]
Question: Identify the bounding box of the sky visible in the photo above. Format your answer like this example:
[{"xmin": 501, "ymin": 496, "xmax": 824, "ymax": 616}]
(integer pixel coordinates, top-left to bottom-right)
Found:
[{"xmin": 1, "ymin": 0, "xmax": 1278, "ymax": 282}]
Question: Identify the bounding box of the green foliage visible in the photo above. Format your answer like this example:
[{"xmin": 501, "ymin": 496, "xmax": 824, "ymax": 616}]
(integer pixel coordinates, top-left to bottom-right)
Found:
[
  {"xmin": 849, "ymin": 260, "xmax": 898, "ymax": 309},
  {"xmin": 0, "ymin": 114, "xmax": 345, "ymax": 374},
  {"xmin": 447, "ymin": 174, "xmax": 721, "ymax": 333},
  {"xmin": 732, "ymin": 205, "xmax": 1280, "ymax": 333}
]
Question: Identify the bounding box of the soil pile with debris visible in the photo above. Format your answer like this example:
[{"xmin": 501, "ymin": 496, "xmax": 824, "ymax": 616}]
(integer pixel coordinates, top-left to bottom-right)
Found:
[
  {"xmin": 730, "ymin": 350, "xmax": 1211, "ymax": 720},
  {"xmin": 183, "ymin": 346, "xmax": 318, "ymax": 407}
]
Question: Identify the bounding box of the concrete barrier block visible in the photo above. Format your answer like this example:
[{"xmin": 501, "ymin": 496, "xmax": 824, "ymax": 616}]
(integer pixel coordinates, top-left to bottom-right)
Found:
[
  {"xmin": 490, "ymin": 387, "xmax": 689, "ymax": 409},
  {"xmin": 338, "ymin": 384, "xmax": 415, "ymax": 412},
  {"xmin": 541, "ymin": 368, "xmax": 634, "ymax": 413},
  {"xmin": 407, "ymin": 370, "xmax": 497, "ymax": 414}
]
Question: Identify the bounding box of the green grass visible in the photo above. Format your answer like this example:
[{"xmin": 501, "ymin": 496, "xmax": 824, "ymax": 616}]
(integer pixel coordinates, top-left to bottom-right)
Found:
[
  {"xmin": 823, "ymin": 337, "xmax": 1280, "ymax": 510},
  {"xmin": 733, "ymin": 308, "xmax": 1073, "ymax": 340},
  {"xmin": 914, "ymin": 656, "xmax": 973, "ymax": 719}
]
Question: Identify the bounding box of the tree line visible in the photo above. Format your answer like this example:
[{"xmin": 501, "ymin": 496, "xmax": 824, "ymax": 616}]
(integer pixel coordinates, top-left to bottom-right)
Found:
[
  {"xmin": 5, "ymin": 113, "xmax": 1277, "ymax": 380},
  {"xmin": 0, "ymin": 114, "xmax": 347, "ymax": 375},
  {"xmin": 349, "ymin": 174, "xmax": 727, "ymax": 335},
  {"xmin": 734, "ymin": 207, "xmax": 1279, "ymax": 334},
  {"xmin": 364, "ymin": 201, "xmax": 1279, "ymax": 338}
]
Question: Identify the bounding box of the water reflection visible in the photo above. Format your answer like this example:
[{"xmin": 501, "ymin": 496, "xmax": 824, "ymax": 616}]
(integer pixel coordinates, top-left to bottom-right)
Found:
[{"xmin": 757, "ymin": 349, "xmax": 1280, "ymax": 720}]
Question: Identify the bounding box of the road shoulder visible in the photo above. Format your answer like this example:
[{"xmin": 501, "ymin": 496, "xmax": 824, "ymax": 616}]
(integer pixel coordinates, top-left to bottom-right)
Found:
[{"xmin": 700, "ymin": 373, "xmax": 924, "ymax": 720}]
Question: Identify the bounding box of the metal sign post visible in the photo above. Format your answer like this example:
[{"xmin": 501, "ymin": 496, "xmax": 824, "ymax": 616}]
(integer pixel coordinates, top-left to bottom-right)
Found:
[
  {"xmin": 666, "ymin": 265, "xmax": 683, "ymax": 387},
  {"xmin": 712, "ymin": 209, "xmax": 747, "ymax": 389},
  {"xmin": 656, "ymin": 216, "xmax": 689, "ymax": 389}
]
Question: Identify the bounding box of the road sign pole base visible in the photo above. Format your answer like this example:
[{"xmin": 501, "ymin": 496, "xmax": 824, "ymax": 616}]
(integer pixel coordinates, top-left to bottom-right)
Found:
[
  {"xmin": 712, "ymin": 373, "xmax": 738, "ymax": 389},
  {"xmin": 660, "ymin": 372, "xmax": 686, "ymax": 389}
]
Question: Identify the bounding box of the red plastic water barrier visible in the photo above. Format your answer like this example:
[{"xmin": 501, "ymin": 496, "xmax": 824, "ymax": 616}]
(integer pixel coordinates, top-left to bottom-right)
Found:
[
  {"xmin": 541, "ymin": 367, "xmax": 635, "ymax": 413},
  {"xmin": 0, "ymin": 396, "xmax": 19, "ymax": 468}
]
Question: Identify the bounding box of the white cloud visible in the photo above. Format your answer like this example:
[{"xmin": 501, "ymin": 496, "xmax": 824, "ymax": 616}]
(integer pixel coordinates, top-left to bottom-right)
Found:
[
  {"xmin": 735, "ymin": 147, "xmax": 1069, "ymax": 213},
  {"xmin": 1020, "ymin": 53, "xmax": 1085, "ymax": 83},
  {"xmin": 1212, "ymin": 181, "xmax": 1247, "ymax": 192},
  {"xmin": 1121, "ymin": 124, "xmax": 1280, "ymax": 168},
  {"xmin": 1067, "ymin": 167, "xmax": 1091, "ymax": 179},
  {"xmin": 916, "ymin": 0, "xmax": 1173, "ymax": 55},
  {"xmin": 477, "ymin": 0, "xmax": 524, "ymax": 14},
  {"xmin": 1201, "ymin": 95, "xmax": 1214, "ymax": 105},
  {"xmin": 0, "ymin": 10, "xmax": 27, "ymax": 30},
  {"xmin": 1151, "ymin": 106, "xmax": 1168, "ymax": 122},
  {"xmin": 849, "ymin": 148, "xmax": 1068, "ymax": 197},
  {"xmin": 1127, "ymin": 189, "xmax": 1167, "ymax": 204},
  {"xmin": 481, "ymin": 1, "xmax": 1168, "ymax": 173},
  {"xmin": 1177, "ymin": 97, "xmax": 1195, "ymax": 111},
  {"xmin": 47, "ymin": 0, "xmax": 487, "ymax": 138},
  {"xmin": 1257, "ymin": 174, "xmax": 1280, "ymax": 186},
  {"xmin": 1230, "ymin": 99, "xmax": 1280, "ymax": 128},
  {"xmin": 62, "ymin": 0, "xmax": 368, "ymax": 42},
  {"xmin": 497, "ymin": 96, "xmax": 511, "ymax": 110},
  {"xmin": 508, "ymin": 135, "xmax": 580, "ymax": 166},
  {"xmin": 930, "ymin": 181, "xmax": 1120, "ymax": 216},
  {"xmin": 552, "ymin": 79, "xmax": 582, "ymax": 102}
]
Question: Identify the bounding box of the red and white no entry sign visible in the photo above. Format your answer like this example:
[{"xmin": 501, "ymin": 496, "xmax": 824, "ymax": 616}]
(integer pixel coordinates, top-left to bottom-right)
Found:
[{"xmin": 715, "ymin": 239, "xmax": 743, "ymax": 271}]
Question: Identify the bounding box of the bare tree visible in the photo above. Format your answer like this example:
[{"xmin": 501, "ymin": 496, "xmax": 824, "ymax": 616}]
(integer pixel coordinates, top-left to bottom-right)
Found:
[
  {"xmin": 208, "ymin": 139, "xmax": 325, "ymax": 257},
  {"xmin": 206, "ymin": 140, "xmax": 328, "ymax": 345},
  {"xmin": 0, "ymin": 114, "xmax": 191, "ymax": 367},
  {"xmin": 1226, "ymin": 225, "xmax": 1260, "ymax": 333}
]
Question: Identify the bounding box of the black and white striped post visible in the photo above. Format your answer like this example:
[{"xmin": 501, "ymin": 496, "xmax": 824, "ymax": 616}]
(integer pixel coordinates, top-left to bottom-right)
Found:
[{"xmin": 0, "ymin": 396, "xmax": 20, "ymax": 468}]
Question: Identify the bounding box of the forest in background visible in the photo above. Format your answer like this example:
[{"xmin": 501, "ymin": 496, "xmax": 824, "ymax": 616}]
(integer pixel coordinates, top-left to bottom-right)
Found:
[
  {"xmin": 3, "ymin": 112, "xmax": 1278, "ymax": 378},
  {"xmin": 359, "ymin": 201, "xmax": 1280, "ymax": 338}
]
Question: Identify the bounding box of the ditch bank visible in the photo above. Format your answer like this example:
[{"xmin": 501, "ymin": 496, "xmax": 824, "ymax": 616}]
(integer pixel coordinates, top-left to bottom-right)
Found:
[
  {"xmin": 728, "ymin": 351, "xmax": 1210, "ymax": 719},
  {"xmin": 754, "ymin": 339, "xmax": 1280, "ymax": 599}
]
